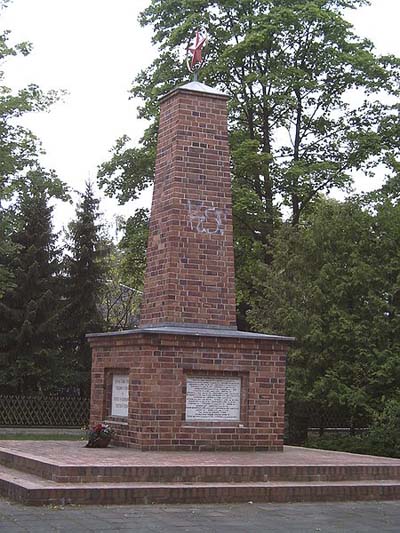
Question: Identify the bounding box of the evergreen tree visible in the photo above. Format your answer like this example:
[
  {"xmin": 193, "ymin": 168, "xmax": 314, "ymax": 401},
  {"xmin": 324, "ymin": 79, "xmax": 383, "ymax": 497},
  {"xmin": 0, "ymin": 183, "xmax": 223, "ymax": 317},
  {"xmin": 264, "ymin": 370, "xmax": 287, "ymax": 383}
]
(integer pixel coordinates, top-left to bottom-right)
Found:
[
  {"xmin": 0, "ymin": 206, "xmax": 16, "ymax": 298},
  {"xmin": 62, "ymin": 182, "xmax": 108, "ymax": 395},
  {"xmin": 0, "ymin": 172, "xmax": 61, "ymax": 394},
  {"xmin": 248, "ymin": 196, "xmax": 400, "ymax": 423}
]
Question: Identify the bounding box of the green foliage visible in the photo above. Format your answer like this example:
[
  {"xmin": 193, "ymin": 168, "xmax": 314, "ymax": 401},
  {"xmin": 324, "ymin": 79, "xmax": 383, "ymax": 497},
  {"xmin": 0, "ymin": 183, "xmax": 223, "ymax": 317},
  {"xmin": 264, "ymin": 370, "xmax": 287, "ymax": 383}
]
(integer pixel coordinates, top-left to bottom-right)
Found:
[
  {"xmin": 0, "ymin": 2, "xmax": 71, "ymax": 395},
  {"xmin": 117, "ymin": 208, "xmax": 149, "ymax": 292},
  {"xmin": 99, "ymin": 0, "xmax": 400, "ymax": 223},
  {"xmin": 306, "ymin": 400, "xmax": 400, "ymax": 458},
  {"xmin": 305, "ymin": 433, "xmax": 380, "ymax": 455},
  {"xmin": 0, "ymin": 172, "xmax": 62, "ymax": 394},
  {"xmin": 0, "ymin": 13, "xmax": 63, "ymax": 200},
  {"xmin": 365, "ymin": 399, "xmax": 400, "ymax": 458},
  {"xmin": 61, "ymin": 182, "xmax": 109, "ymax": 394},
  {"xmin": 97, "ymin": 135, "xmax": 156, "ymax": 205},
  {"xmin": 100, "ymin": 276, "xmax": 141, "ymax": 331},
  {"xmin": 0, "ymin": 206, "xmax": 16, "ymax": 297},
  {"xmin": 97, "ymin": 0, "xmax": 400, "ymax": 326},
  {"xmin": 248, "ymin": 196, "xmax": 400, "ymax": 420},
  {"xmin": 98, "ymin": 209, "xmax": 149, "ymax": 331},
  {"xmin": 0, "ymin": 2, "xmax": 67, "ymax": 297}
]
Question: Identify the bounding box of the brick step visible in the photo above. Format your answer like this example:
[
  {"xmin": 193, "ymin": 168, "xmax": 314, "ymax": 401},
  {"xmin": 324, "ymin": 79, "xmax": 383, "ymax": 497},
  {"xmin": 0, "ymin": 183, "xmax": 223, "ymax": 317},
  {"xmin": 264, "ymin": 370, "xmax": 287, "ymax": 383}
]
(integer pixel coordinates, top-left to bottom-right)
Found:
[
  {"xmin": 2, "ymin": 447, "xmax": 400, "ymax": 484},
  {"xmin": 1, "ymin": 464, "xmax": 400, "ymax": 506},
  {"xmin": 2, "ymin": 444, "xmax": 400, "ymax": 484}
]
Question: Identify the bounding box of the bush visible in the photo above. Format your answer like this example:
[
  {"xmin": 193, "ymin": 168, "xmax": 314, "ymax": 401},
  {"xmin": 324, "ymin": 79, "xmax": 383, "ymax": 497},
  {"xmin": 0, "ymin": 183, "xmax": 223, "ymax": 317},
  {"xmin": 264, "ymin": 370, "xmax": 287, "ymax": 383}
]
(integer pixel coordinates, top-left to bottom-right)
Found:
[
  {"xmin": 366, "ymin": 399, "xmax": 400, "ymax": 458},
  {"xmin": 305, "ymin": 400, "xmax": 400, "ymax": 458},
  {"xmin": 305, "ymin": 433, "xmax": 372, "ymax": 455}
]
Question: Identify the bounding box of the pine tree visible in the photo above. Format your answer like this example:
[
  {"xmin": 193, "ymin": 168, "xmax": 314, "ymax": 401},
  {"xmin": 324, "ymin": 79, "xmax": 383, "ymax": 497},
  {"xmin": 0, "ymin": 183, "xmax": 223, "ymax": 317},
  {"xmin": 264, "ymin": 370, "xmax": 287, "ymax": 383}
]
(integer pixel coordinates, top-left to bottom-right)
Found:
[
  {"xmin": 62, "ymin": 182, "xmax": 108, "ymax": 395},
  {"xmin": 0, "ymin": 206, "xmax": 16, "ymax": 298},
  {"xmin": 0, "ymin": 173, "xmax": 61, "ymax": 394}
]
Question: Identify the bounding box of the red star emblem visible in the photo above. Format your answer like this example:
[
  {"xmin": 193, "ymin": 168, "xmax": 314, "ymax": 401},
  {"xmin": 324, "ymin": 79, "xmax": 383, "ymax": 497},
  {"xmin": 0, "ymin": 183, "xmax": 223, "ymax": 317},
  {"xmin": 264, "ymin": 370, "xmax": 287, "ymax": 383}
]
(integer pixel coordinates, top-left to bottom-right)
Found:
[{"xmin": 187, "ymin": 30, "xmax": 207, "ymax": 71}]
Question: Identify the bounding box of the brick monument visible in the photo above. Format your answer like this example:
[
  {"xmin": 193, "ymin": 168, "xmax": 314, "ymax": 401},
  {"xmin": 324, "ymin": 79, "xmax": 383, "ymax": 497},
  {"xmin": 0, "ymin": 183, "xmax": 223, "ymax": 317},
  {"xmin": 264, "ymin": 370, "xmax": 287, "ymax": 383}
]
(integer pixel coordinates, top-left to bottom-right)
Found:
[{"xmin": 87, "ymin": 79, "xmax": 294, "ymax": 451}]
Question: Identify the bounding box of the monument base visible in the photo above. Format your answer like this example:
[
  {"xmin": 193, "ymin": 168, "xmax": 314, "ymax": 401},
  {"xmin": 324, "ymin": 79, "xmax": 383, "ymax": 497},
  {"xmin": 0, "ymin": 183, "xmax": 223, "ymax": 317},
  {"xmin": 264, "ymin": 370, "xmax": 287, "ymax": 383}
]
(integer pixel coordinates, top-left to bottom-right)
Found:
[
  {"xmin": 87, "ymin": 326, "xmax": 293, "ymax": 451},
  {"xmin": 2, "ymin": 441, "xmax": 400, "ymax": 506}
]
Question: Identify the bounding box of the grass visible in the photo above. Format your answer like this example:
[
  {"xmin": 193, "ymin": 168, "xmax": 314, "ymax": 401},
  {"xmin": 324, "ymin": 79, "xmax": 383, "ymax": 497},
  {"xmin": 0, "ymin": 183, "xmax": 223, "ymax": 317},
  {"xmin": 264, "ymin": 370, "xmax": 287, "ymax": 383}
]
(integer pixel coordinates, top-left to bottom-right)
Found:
[{"xmin": 0, "ymin": 433, "xmax": 83, "ymax": 441}]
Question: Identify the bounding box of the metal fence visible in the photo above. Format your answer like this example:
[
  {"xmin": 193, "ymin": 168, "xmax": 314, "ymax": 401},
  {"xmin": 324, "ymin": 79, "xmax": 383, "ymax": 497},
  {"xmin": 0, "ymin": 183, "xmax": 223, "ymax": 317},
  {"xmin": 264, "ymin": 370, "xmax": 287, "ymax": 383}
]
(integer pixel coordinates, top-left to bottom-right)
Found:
[{"xmin": 0, "ymin": 395, "xmax": 90, "ymax": 428}]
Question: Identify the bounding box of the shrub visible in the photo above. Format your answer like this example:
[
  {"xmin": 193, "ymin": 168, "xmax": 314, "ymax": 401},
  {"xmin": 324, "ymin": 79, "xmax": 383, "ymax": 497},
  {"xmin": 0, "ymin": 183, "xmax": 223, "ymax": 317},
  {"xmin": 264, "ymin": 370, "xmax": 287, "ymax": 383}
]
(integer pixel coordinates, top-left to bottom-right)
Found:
[{"xmin": 305, "ymin": 400, "xmax": 400, "ymax": 458}]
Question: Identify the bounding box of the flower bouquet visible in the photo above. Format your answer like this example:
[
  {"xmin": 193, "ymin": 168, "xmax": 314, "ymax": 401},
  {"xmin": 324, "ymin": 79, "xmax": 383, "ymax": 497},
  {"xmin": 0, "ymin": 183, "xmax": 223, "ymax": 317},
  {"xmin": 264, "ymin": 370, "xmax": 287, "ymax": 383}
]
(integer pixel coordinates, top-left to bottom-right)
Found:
[{"xmin": 85, "ymin": 423, "xmax": 115, "ymax": 448}]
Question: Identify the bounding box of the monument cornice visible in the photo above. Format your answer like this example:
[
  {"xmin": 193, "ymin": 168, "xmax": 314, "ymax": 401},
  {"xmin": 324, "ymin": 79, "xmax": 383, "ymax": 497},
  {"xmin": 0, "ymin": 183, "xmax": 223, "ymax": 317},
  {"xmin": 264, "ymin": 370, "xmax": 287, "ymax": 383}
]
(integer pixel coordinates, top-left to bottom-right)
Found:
[
  {"xmin": 87, "ymin": 326, "xmax": 295, "ymax": 343},
  {"xmin": 159, "ymin": 81, "xmax": 229, "ymax": 103}
]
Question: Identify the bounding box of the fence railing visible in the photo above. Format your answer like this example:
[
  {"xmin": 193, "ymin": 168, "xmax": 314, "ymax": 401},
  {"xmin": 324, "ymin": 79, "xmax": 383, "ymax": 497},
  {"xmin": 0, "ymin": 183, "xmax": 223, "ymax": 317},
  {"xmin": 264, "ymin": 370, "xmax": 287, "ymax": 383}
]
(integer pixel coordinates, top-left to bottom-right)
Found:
[
  {"xmin": 0, "ymin": 395, "xmax": 90, "ymax": 428},
  {"xmin": 0, "ymin": 395, "xmax": 371, "ymax": 437}
]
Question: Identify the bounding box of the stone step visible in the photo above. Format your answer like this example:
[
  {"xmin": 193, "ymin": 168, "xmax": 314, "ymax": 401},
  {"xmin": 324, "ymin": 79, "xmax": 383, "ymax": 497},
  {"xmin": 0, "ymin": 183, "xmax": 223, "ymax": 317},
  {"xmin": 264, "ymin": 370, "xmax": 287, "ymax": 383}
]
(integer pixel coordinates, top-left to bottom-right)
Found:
[{"xmin": 1, "ymin": 464, "xmax": 400, "ymax": 506}]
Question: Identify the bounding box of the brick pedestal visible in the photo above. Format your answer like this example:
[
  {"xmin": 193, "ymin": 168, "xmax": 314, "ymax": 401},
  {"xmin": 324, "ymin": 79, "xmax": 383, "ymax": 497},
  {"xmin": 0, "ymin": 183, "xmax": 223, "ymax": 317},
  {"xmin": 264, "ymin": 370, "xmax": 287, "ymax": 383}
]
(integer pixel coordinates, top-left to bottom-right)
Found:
[
  {"xmin": 88, "ymin": 81, "xmax": 293, "ymax": 451},
  {"xmin": 89, "ymin": 327, "xmax": 291, "ymax": 451}
]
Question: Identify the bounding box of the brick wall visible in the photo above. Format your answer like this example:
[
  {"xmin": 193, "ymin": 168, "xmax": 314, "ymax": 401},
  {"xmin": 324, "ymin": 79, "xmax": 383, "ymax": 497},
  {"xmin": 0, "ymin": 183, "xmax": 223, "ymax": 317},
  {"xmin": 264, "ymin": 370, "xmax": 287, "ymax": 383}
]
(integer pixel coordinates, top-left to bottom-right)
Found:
[
  {"xmin": 89, "ymin": 331, "xmax": 287, "ymax": 451},
  {"xmin": 139, "ymin": 88, "xmax": 237, "ymax": 329}
]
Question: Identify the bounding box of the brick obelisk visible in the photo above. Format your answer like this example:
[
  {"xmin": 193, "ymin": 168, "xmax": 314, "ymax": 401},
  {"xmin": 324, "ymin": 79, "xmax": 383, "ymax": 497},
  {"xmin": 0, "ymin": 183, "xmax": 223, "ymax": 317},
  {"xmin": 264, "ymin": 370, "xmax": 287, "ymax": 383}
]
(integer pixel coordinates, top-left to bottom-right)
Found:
[
  {"xmin": 140, "ymin": 82, "xmax": 236, "ymax": 329},
  {"xmin": 87, "ymin": 80, "xmax": 294, "ymax": 451}
]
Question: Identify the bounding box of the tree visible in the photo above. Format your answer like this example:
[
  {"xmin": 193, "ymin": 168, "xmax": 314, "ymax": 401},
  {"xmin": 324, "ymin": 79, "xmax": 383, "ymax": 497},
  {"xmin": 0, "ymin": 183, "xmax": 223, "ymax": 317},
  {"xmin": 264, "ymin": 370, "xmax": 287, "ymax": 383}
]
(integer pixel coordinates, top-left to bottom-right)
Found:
[
  {"xmin": 62, "ymin": 182, "xmax": 108, "ymax": 395},
  {"xmin": 99, "ymin": 208, "xmax": 149, "ymax": 331},
  {"xmin": 116, "ymin": 208, "xmax": 149, "ymax": 293},
  {"xmin": 100, "ymin": 277, "xmax": 141, "ymax": 331},
  {"xmin": 0, "ymin": 205, "xmax": 16, "ymax": 297},
  {"xmin": 248, "ymin": 196, "xmax": 400, "ymax": 424},
  {"xmin": 0, "ymin": 171, "xmax": 62, "ymax": 394},
  {"xmin": 0, "ymin": 1, "xmax": 69, "ymax": 394},
  {"xmin": 97, "ymin": 0, "xmax": 400, "ymax": 323},
  {"xmin": 0, "ymin": 0, "xmax": 64, "ymax": 296}
]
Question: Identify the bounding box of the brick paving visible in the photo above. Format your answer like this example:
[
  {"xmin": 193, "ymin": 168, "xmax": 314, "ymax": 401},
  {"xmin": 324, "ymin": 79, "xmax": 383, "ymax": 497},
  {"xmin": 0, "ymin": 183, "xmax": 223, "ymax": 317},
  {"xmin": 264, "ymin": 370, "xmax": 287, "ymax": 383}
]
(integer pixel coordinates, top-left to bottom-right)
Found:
[
  {"xmin": 1, "ymin": 497, "xmax": 400, "ymax": 532},
  {"xmin": 1, "ymin": 442, "xmax": 400, "ymax": 506},
  {"xmin": 1, "ymin": 441, "xmax": 400, "ymax": 468}
]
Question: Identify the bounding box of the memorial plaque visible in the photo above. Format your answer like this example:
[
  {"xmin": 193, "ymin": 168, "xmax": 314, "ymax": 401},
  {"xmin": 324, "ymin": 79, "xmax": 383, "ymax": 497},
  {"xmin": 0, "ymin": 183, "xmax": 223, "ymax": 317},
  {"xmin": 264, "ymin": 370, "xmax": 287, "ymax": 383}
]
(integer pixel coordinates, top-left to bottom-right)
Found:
[
  {"xmin": 111, "ymin": 374, "xmax": 129, "ymax": 417},
  {"xmin": 185, "ymin": 376, "xmax": 241, "ymax": 421}
]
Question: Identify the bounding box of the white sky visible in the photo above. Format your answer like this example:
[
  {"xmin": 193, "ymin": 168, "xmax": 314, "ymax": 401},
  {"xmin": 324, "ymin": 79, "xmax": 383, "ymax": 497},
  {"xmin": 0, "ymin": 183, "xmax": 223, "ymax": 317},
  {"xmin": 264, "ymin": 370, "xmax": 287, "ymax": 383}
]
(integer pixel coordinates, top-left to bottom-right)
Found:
[{"xmin": 1, "ymin": 0, "xmax": 400, "ymax": 233}]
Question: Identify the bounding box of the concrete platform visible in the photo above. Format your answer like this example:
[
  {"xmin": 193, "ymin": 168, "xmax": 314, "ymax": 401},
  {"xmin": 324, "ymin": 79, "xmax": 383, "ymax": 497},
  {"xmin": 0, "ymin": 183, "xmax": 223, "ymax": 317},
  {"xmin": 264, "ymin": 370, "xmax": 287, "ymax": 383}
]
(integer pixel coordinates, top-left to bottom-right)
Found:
[{"xmin": 1, "ymin": 441, "xmax": 400, "ymax": 505}]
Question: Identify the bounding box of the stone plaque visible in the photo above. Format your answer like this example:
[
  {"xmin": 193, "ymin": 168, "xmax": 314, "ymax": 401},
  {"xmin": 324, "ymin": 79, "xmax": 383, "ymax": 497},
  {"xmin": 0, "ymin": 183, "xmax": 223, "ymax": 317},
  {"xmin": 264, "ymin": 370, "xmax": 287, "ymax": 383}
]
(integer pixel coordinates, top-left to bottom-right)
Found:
[
  {"xmin": 111, "ymin": 374, "xmax": 129, "ymax": 417},
  {"xmin": 185, "ymin": 376, "xmax": 241, "ymax": 421}
]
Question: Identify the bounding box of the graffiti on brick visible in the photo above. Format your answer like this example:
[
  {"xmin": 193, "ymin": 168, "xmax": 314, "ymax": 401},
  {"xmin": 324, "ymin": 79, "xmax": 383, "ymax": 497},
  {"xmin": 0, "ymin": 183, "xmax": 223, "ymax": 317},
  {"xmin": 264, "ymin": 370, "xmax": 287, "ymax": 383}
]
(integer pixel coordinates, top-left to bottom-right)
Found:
[{"xmin": 188, "ymin": 200, "xmax": 226, "ymax": 235}]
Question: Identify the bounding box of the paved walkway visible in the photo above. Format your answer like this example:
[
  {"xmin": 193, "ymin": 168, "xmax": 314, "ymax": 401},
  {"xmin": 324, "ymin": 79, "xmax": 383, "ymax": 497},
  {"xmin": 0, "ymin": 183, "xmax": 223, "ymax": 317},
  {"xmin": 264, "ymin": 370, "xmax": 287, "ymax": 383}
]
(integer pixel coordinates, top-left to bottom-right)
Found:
[{"xmin": 1, "ymin": 498, "xmax": 400, "ymax": 532}]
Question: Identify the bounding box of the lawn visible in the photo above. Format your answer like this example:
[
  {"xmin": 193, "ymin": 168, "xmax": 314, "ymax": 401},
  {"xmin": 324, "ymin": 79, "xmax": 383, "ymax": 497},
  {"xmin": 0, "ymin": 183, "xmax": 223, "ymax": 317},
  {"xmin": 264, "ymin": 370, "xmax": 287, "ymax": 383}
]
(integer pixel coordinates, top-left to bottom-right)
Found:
[{"xmin": 0, "ymin": 433, "xmax": 82, "ymax": 441}]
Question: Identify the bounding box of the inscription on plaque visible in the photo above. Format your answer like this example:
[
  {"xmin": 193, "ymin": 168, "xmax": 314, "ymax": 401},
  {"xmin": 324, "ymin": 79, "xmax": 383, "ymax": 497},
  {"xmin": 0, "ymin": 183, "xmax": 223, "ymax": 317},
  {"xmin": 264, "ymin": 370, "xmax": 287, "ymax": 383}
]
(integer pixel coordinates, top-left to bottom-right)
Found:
[
  {"xmin": 185, "ymin": 376, "xmax": 241, "ymax": 421},
  {"xmin": 111, "ymin": 374, "xmax": 129, "ymax": 417}
]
